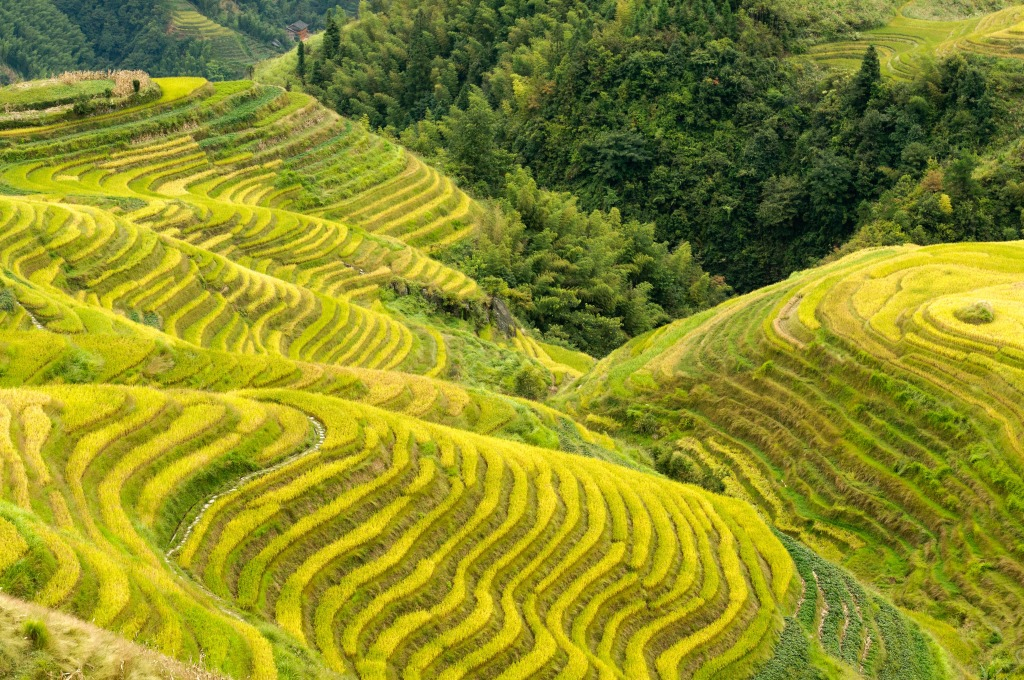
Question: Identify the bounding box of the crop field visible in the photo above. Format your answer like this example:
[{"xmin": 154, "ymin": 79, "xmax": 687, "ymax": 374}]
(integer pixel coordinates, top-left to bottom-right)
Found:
[
  {"xmin": 0, "ymin": 74, "xmax": 960, "ymax": 678},
  {"xmin": 0, "ymin": 78, "xmax": 485, "ymax": 372},
  {"xmin": 805, "ymin": 4, "xmax": 1024, "ymax": 77},
  {"xmin": 0, "ymin": 382, "xmax": 800, "ymax": 678},
  {"xmin": 168, "ymin": 1, "xmax": 260, "ymax": 78},
  {"xmin": 569, "ymin": 241, "xmax": 1024, "ymax": 675}
]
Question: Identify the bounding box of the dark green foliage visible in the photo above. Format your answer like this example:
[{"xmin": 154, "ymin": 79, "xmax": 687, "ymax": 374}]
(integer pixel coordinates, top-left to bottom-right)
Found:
[
  {"xmin": 512, "ymin": 362, "xmax": 549, "ymax": 399},
  {"xmin": 444, "ymin": 168, "xmax": 729, "ymax": 355},
  {"xmin": 0, "ymin": 289, "xmax": 15, "ymax": 313},
  {"xmin": 0, "ymin": 0, "xmax": 93, "ymax": 81},
  {"xmin": 322, "ymin": 14, "xmax": 341, "ymax": 60},
  {"xmin": 142, "ymin": 310, "xmax": 162, "ymax": 330},
  {"xmin": 296, "ymin": 40, "xmax": 306, "ymax": 81},
  {"xmin": 0, "ymin": 0, "xmax": 232, "ymax": 79},
  {"xmin": 304, "ymin": 0, "xmax": 1009, "ymax": 295},
  {"xmin": 0, "ymin": 0, "xmax": 355, "ymax": 81},
  {"xmin": 849, "ymin": 45, "xmax": 882, "ymax": 112}
]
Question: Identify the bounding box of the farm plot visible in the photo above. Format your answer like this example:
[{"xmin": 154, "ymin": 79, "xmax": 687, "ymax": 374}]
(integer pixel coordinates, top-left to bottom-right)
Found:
[
  {"xmin": 176, "ymin": 388, "xmax": 795, "ymax": 678},
  {"xmin": 0, "ymin": 382, "xmax": 803, "ymax": 678},
  {"xmin": 805, "ymin": 4, "xmax": 1024, "ymax": 77},
  {"xmin": 568, "ymin": 240, "xmax": 1024, "ymax": 673}
]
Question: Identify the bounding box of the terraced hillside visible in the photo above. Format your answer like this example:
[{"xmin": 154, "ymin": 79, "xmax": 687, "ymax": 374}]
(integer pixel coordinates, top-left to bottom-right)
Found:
[
  {"xmin": 0, "ymin": 77, "xmax": 484, "ymax": 368},
  {"xmin": 569, "ymin": 241, "xmax": 1024, "ymax": 675},
  {"xmin": 0, "ymin": 379, "xmax": 804, "ymax": 680},
  {"xmin": 0, "ymin": 73, "xmax": 954, "ymax": 679},
  {"xmin": 169, "ymin": 1, "xmax": 255, "ymax": 78},
  {"xmin": 806, "ymin": 3, "xmax": 1024, "ymax": 76}
]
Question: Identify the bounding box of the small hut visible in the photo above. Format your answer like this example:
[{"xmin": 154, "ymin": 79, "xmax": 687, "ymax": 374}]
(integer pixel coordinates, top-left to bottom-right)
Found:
[{"xmin": 286, "ymin": 21, "xmax": 309, "ymax": 41}]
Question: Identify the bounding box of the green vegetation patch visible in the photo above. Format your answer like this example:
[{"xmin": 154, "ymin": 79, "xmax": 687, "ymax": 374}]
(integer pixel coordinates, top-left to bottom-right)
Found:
[
  {"xmin": 954, "ymin": 300, "xmax": 995, "ymax": 324},
  {"xmin": 0, "ymin": 79, "xmax": 114, "ymax": 112}
]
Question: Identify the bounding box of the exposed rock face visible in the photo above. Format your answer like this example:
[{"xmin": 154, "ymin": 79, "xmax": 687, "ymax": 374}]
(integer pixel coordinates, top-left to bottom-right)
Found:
[{"xmin": 490, "ymin": 296, "xmax": 517, "ymax": 337}]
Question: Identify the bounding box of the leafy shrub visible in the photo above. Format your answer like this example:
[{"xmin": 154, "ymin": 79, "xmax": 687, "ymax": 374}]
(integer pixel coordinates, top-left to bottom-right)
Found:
[
  {"xmin": 955, "ymin": 300, "xmax": 994, "ymax": 324},
  {"xmin": 71, "ymin": 95, "xmax": 95, "ymax": 117},
  {"xmin": 0, "ymin": 288, "xmax": 16, "ymax": 313},
  {"xmin": 44, "ymin": 348, "xmax": 102, "ymax": 384},
  {"xmin": 512, "ymin": 363, "xmax": 548, "ymax": 400}
]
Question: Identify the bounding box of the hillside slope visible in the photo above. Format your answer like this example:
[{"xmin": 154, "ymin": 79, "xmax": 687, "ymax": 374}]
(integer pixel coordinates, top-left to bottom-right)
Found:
[
  {"xmin": 0, "ymin": 592, "xmax": 223, "ymax": 678},
  {"xmin": 567, "ymin": 241, "xmax": 1024, "ymax": 676},
  {"xmin": 0, "ymin": 72, "xmax": 955, "ymax": 679},
  {"xmin": 0, "ymin": 73, "xmax": 928, "ymax": 680},
  {"xmin": 806, "ymin": 3, "xmax": 1024, "ymax": 76}
]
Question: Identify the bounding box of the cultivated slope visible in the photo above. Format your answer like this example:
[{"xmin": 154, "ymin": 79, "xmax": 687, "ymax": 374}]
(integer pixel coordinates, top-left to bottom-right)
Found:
[
  {"xmin": 169, "ymin": 0, "xmax": 256, "ymax": 78},
  {"xmin": 569, "ymin": 241, "xmax": 1024, "ymax": 674},
  {"xmin": 0, "ymin": 382, "xmax": 797, "ymax": 679},
  {"xmin": 0, "ymin": 75, "xmax": 866, "ymax": 679},
  {"xmin": 806, "ymin": 4, "xmax": 1024, "ymax": 77}
]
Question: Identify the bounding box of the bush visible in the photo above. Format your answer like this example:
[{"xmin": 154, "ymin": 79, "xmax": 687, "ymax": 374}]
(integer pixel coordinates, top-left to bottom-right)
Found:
[
  {"xmin": 44, "ymin": 348, "xmax": 102, "ymax": 384},
  {"xmin": 0, "ymin": 288, "xmax": 16, "ymax": 313},
  {"xmin": 955, "ymin": 300, "xmax": 994, "ymax": 324},
  {"xmin": 512, "ymin": 363, "xmax": 549, "ymax": 400},
  {"xmin": 71, "ymin": 96, "xmax": 95, "ymax": 117},
  {"xmin": 22, "ymin": 619, "xmax": 48, "ymax": 649}
]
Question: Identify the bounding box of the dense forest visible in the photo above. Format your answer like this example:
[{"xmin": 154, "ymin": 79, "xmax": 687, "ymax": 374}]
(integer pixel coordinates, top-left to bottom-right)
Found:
[
  {"xmin": 190, "ymin": 0, "xmax": 358, "ymax": 45},
  {"xmin": 0, "ymin": 0, "xmax": 358, "ymax": 82},
  {"xmin": 300, "ymin": 0, "xmax": 1023, "ymax": 299},
  {"xmin": 1, "ymin": 0, "xmax": 211, "ymax": 80}
]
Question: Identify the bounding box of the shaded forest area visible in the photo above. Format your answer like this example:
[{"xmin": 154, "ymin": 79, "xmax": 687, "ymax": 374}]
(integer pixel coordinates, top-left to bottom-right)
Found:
[
  {"xmin": 302, "ymin": 0, "xmax": 1022, "ymax": 296},
  {"xmin": 0, "ymin": 0, "xmax": 357, "ymax": 81}
]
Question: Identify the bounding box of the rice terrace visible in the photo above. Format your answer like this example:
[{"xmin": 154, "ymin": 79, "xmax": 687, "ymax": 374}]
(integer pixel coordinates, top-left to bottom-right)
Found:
[
  {"xmin": 1, "ymin": 0, "xmax": 1024, "ymax": 678},
  {"xmin": 806, "ymin": 2, "xmax": 1024, "ymax": 76}
]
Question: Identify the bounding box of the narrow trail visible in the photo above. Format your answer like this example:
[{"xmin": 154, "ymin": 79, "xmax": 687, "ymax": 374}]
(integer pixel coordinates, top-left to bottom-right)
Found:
[
  {"xmin": 23, "ymin": 306, "xmax": 45, "ymax": 330},
  {"xmin": 167, "ymin": 415, "xmax": 326, "ymax": 558}
]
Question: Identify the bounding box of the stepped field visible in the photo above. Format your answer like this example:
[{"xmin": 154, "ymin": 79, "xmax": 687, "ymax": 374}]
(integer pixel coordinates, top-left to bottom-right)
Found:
[
  {"xmin": 0, "ymin": 73, "xmax": 956, "ymax": 678},
  {"xmin": 805, "ymin": 4, "xmax": 1024, "ymax": 77},
  {"xmin": 0, "ymin": 380, "xmax": 801, "ymax": 678},
  {"xmin": 169, "ymin": 1, "xmax": 263, "ymax": 79},
  {"xmin": 568, "ymin": 241, "xmax": 1024, "ymax": 675}
]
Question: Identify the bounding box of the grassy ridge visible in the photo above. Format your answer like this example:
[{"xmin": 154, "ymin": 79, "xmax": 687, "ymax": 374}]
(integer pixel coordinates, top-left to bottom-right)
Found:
[
  {"xmin": 568, "ymin": 241, "xmax": 1024, "ymax": 676},
  {"xmin": 0, "ymin": 591, "xmax": 225, "ymax": 678}
]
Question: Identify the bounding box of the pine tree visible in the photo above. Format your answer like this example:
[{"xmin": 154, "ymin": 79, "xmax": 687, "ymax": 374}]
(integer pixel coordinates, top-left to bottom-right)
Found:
[
  {"xmin": 324, "ymin": 16, "xmax": 341, "ymax": 61},
  {"xmin": 296, "ymin": 39, "xmax": 306, "ymax": 83},
  {"xmin": 849, "ymin": 45, "xmax": 881, "ymax": 113}
]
